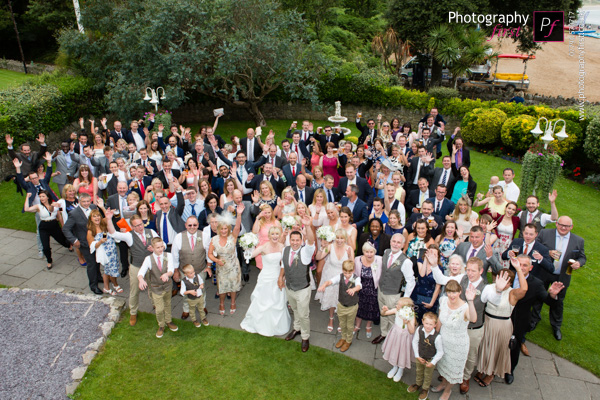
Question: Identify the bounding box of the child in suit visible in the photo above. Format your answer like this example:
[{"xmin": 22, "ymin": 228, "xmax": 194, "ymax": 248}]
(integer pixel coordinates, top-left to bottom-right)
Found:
[
  {"xmin": 408, "ymin": 312, "xmax": 444, "ymax": 400},
  {"xmin": 180, "ymin": 264, "xmax": 209, "ymax": 328},
  {"xmin": 318, "ymin": 260, "xmax": 361, "ymax": 352}
]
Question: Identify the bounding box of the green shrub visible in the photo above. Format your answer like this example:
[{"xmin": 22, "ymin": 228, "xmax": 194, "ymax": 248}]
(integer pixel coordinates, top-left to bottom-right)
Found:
[
  {"xmin": 492, "ymin": 102, "xmax": 530, "ymax": 118},
  {"xmin": 550, "ymin": 119, "xmax": 583, "ymax": 160},
  {"xmin": 439, "ymin": 97, "xmax": 494, "ymax": 119},
  {"xmin": 501, "ymin": 114, "xmax": 538, "ymax": 151},
  {"xmin": 0, "ymin": 72, "xmax": 103, "ymax": 151},
  {"xmin": 427, "ymin": 87, "xmax": 460, "ymax": 100},
  {"xmin": 584, "ymin": 117, "xmax": 600, "ymax": 160},
  {"xmin": 461, "ymin": 108, "xmax": 507, "ymax": 145}
]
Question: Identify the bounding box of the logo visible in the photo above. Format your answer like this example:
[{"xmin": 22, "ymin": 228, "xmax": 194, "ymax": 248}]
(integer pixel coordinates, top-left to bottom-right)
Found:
[{"xmin": 533, "ymin": 11, "xmax": 564, "ymax": 42}]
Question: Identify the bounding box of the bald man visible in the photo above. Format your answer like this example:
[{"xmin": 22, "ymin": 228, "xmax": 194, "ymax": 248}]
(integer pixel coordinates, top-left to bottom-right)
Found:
[{"xmin": 532, "ymin": 216, "xmax": 586, "ymax": 340}]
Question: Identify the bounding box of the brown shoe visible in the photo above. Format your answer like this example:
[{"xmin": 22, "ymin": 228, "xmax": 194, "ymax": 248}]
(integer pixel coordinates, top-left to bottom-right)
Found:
[
  {"xmin": 371, "ymin": 335, "xmax": 386, "ymax": 345},
  {"xmin": 521, "ymin": 343, "xmax": 530, "ymax": 357},
  {"xmin": 418, "ymin": 388, "xmax": 429, "ymax": 400},
  {"xmin": 181, "ymin": 312, "xmax": 189, "ymax": 320},
  {"xmin": 407, "ymin": 384, "xmax": 421, "ymax": 393},
  {"xmin": 129, "ymin": 314, "xmax": 137, "ymax": 326},
  {"xmin": 340, "ymin": 341, "xmax": 351, "ymax": 352},
  {"xmin": 193, "ymin": 321, "xmax": 201, "ymax": 328},
  {"xmin": 459, "ymin": 379, "xmax": 470, "ymax": 394},
  {"xmin": 167, "ymin": 322, "xmax": 178, "ymax": 332},
  {"xmin": 335, "ymin": 339, "xmax": 346, "ymax": 349},
  {"xmin": 156, "ymin": 327, "xmax": 164, "ymax": 338},
  {"xmin": 201, "ymin": 318, "xmax": 210, "ymax": 326},
  {"xmin": 286, "ymin": 330, "xmax": 300, "ymax": 341},
  {"xmin": 301, "ymin": 339, "xmax": 310, "ymax": 352}
]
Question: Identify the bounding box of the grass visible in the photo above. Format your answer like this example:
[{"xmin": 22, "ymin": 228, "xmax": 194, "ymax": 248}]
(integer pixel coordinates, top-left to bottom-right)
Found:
[
  {"xmin": 0, "ymin": 69, "xmax": 32, "ymax": 89},
  {"xmin": 1, "ymin": 118, "xmax": 598, "ymax": 377},
  {"xmin": 73, "ymin": 312, "xmax": 410, "ymax": 400}
]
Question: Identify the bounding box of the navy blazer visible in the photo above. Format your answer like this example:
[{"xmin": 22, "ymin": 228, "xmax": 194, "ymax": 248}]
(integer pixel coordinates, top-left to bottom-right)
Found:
[
  {"xmin": 294, "ymin": 186, "xmax": 314, "ymax": 205},
  {"xmin": 501, "ymin": 238, "xmax": 554, "ymax": 277},
  {"xmin": 239, "ymin": 137, "xmax": 264, "ymax": 162},
  {"xmin": 338, "ymin": 176, "xmax": 374, "ymax": 207},
  {"xmin": 405, "ymin": 188, "xmax": 435, "ymax": 217},
  {"xmin": 340, "ymin": 196, "xmax": 369, "ymax": 232},
  {"xmin": 281, "ymin": 163, "xmax": 306, "ymax": 188},
  {"xmin": 356, "ymin": 120, "xmax": 378, "ymax": 145},
  {"xmin": 245, "ymin": 174, "xmax": 285, "ymax": 196},
  {"xmin": 405, "ymin": 212, "xmax": 444, "ymax": 239},
  {"xmin": 427, "ymin": 196, "xmax": 455, "ymax": 220},
  {"xmin": 17, "ymin": 166, "xmax": 58, "ymax": 211},
  {"xmin": 127, "ymin": 176, "xmax": 154, "ymax": 199},
  {"xmin": 536, "ymin": 229, "xmax": 586, "ymax": 288},
  {"xmin": 313, "ymin": 131, "xmax": 345, "ymax": 150},
  {"xmin": 216, "ymin": 150, "xmax": 266, "ymax": 175}
]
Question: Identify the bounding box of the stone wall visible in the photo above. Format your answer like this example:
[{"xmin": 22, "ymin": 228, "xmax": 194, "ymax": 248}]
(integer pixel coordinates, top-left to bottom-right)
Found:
[{"xmin": 1, "ymin": 59, "xmax": 55, "ymax": 75}]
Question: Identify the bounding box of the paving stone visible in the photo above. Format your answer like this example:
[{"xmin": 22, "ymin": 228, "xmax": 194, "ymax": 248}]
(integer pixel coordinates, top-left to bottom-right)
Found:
[
  {"xmin": 56, "ymin": 269, "xmax": 90, "ymax": 290},
  {"xmin": 71, "ymin": 366, "xmax": 87, "ymax": 381},
  {"xmin": 512, "ymin": 353, "xmax": 540, "ymax": 389},
  {"xmin": 6, "ymin": 259, "xmax": 46, "ymax": 279},
  {"xmin": 587, "ymin": 382, "xmax": 600, "ymax": 400},
  {"xmin": 532, "ymin": 357, "xmax": 558, "ymax": 376},
  {"xmin": 23, "ymin": 270, "xmax": 65, "ymax": 290},
  {"xmin": 336, "ymin": 337, "xmax": 377, "ymax": 365},
  {"xmin": 491, "ymin": 382, "xmax": 543, "ymax": 400},
  {"xmin": 465, "ymin": 377, "xmax": 493, "ymax": 399},
  {"xmin": 10, "ymin": 230, "xmax": 36, "ymax": 240},
  {"xmin": 538, "ymin": 374, "xmax": 592, "ymax": 400},
  {"xmin": 527, "ymin": 342, "xmax": 554, "ymax": 360},
  {"xmin": 0, "ymin": 275, "xmax": 26, "ymax": 287},
  {"xmin": 554, "ymin": 354, "xmax": 600, "ymax": 384},
  {"xmin": 373, "ymin": 358, "xmax": 391, "ymax": 373}
]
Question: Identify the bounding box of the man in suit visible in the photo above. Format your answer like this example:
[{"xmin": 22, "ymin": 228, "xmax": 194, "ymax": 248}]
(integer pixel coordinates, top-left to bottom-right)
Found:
[
  {"xmin": 265, "ymin": 144, "xmax": 288, "ymax": 170},
  {"xmin": 448, "ymin": 135, "xmax": 471, "ymax": 169},
  {"xmin": 108, "ymin": 120, "xmax": 131, "ymax": 145},
  {"xmin": 70, "ymin": 145, "xmax": 102, "ymax": 178},
  {"xmin": 286, "ymin": 120, "xmax": 313, "ymax": 143},
  {"xmin": 505, "ymin": 255, "xmax": 563, "ymax": 384},
  {"xmin": 159, "ymin": 133, "xmax": 185, "ymax": 158},
  {"xmin": 432, "ymin": 156, "xmax": 456, "ymax": 198},
  {"xmin": 428, "ymin": 184, "xmax": 455, "ymax": 220},
  {"xmin": 419, "ymin": 108, "xmax": 446, "ymax": 131},
  {"xmin": 137, "ymin": 148, "xmax": 158, "ymax": 176},
  {"xmin": 453, "ymin": 226, "xmax": 501, "ymax": 276},
  {"xmin": 349, "ymin": 154, "xmax": 374, "ymax": 180},
  {"xmin": 517, "ymin": 192, "xmax": 558, "ymax": 238},
  {"xmin": 405, "ymin": 200, "xmax": 444, "ymax": 239},
  {"xmin": 156, "ymin": 189, "xmax": 186, "ymax": 251},
  {"xmin": 127, "ymin": 119, "xmax": 153, "ymax": 150},
  {"xmin": 312, "ymin": 125, "xmax": 345, "ymax": 150},
  {"xmin": 62, "ymin": 193, "xmax": 102, "ymax": 294},
  {"xmin": 384, "ymin": 183, "xmax": 406, "ymax": 225},
  {"xmin": 6, "ymin": 133, "xmax": 48, "ymax": 177},
  {"xmin": 239, "ymin": 128, "xmax": 264, "ymax": 163},
  {"xmin": 501, "ymin": 224, "xmax": 554, "ymax": 277},
  {"xmin": 323, "ymin": 175, "xmax": 342, "ymax": 203},
  {"xmin": 289, "ymin": 132, "xmax": 310, "ymax": 164},
  {"xmin": 128, "ymin": 166, "xmax": 154, "ymax": 200},
  {"xmin": 224, "ymin": 189, "xmax": 253, "ymax": 283},
  {"xmin": 52, "ymin": 141, "xmax": 79, "ymax": 196},
  {"xmin": 338, "ymin": 164, "xmax": 373, "ymax": 208},
  {"xmin": 190, "ymin": 140, "xmax": 216, "ymax": 171},
  {"xmin": 293, "ymin": 174, "xmax": 314, "ymax": 205},
  {"xmin": 371, "ymin": 233, "xmax": 416, "ymax": 344},
  {"xmin": 98, "ymin": 161, "xmax": 120, "ymax": 198},
  {"xmin": 204, "ymin": 126, "xmax": 226, "ymax": 150},
  {"xmin": 245, "ymin": 163, "xmax": 285, "ymax": 197},
  {"xmin": 531, "ymin": 216, "xmax": 586, "ymax": 340},
  {"xmin": 280, "ymin": 152, "xmax": 307, "ymax": 189},
  {"xmin": 420, "ymin": 127, "xmax": 444, "ymax": 158},
  {"xmin": 405, "ymin": 146, "xmax": 434, "ymax": 192},
  {"xmin": 156, "ymin": 159, "xmax": 182, "ymax": 189},
  {"xmin": 339, "ymin": 184, "xmax": 369, "ymax": 232},
  {"xmin": 396, "ymin": 135, "xmax": 411, "ymax": 158},
  {"xmin": 107, "ymin": 181, "xmax": 134, "ymax": 277},
  {"xmin": 405, "ymin": 178, "xmax": 435, "ymax": 218},
  {"xmin": 356, "ymin": 114, "xmax": 377, "ymax": 146}
]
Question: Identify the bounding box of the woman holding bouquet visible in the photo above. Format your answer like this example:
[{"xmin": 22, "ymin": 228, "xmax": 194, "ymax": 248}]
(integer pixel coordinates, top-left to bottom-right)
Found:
[{"xmin": 252, "ymin": 203, "xmax": 281, "ymax": 270}]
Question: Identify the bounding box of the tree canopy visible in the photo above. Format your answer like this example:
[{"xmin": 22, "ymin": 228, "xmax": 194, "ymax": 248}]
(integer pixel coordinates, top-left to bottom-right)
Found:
[{"xmin": 58, "ymin": 0, "xmax": 326, "ymax": 125}]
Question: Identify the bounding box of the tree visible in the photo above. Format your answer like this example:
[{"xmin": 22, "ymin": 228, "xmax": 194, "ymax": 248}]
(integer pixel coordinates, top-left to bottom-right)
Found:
[
  {"xmin": 59, "ymin": 0, "xmax": 325, "ymax": 126},
  {"xmin": 279, "ymin": 0, "xmax": 341, "ymax": 40},
  {"xmin": 371, "ymin": 27, "xmax": 411, "ymax": 78}
]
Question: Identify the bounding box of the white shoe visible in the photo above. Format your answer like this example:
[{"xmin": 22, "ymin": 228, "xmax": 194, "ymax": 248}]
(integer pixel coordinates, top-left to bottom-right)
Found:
[
  {"xmin": 387, "ymin": 366, "xmax": 399, "ymax": 379},
  {"xmin": 38, "ymin": 251, "xmax": 44, "ymax": 259},
  {"xmin": 393, "ymin": 368, "xmax": 404, "ymax": 382}
]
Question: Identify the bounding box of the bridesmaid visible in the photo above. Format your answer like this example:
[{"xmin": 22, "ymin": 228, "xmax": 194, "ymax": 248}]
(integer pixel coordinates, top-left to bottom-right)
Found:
[{"xmin": 320, "ymin": 142, "xmax": 340, "ymax": 186}]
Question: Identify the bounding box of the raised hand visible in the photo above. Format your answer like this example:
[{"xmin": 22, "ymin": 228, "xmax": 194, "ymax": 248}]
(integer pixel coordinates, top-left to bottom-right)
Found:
[
  {"xmin": 237, "ymin": 203, "xmax": 245, "ymax": 214},
  {"xmin": 101, "ymin": 117, "xmax": 108, "ymax": 127},
  {"xmin": 548, "ymin": 189, "xmax": 557, "ymax": 203},
  {"xmin": 548, "ymin": 281, "xmax": 564, "ymax": 297},
  {"xmin": 484, "ymin": 243, "xmax": 493, "ymax": 258},
  {"xmin": 104, "ymin": 208, "xmax": 114, "ymax": 219},
  {"xmin": 251, "ymin": 190, "xmax": 259, "ymax": 203},
  {"xmin": 452, "ymin": 144, "xmax": 457, "ymax": 155},
  {"xmin": 5, "ymin": 134, "xmax": 13, "ymax": 146},
  {"xmin": 247, "ymin": 173, "xmax": 254, "ymax": 182},
  {"xmin": 465, "ymin": 285, "xmax": 477, "ymax": 301},
  {"xmin": 377, "ymin": 113, "xmax": 382, "ymax": 121},
  {"xmin": 495, "ymin": 270, "xmax": 510, "ymax": 292},
  {"xmin": 37, "ymin": 133, "xmax": 46, "ymax": 144},
  {"xmin": 12, "ymin": 158, "xmax": 22, "ymax": 169}
]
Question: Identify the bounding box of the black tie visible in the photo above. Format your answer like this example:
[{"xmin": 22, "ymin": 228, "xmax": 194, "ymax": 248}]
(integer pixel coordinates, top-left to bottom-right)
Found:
[
  {"xmin": 442, "ymin": 170, "xmax": 448, "ymax": 185},
  {"xmin": 436, "ymin": 201, "xmax": 441, "ymax": 213},
  {"xmin": 328, "ymin": 190, "xmax": 333, "ymax": 203}
]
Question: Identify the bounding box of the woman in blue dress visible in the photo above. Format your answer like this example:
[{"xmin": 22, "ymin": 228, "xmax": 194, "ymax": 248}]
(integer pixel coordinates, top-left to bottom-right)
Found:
[
  {"xmin": 411, "ymin": 245, "xmax": 442, "ymax": 324},
  {"xmin": 404, "ymin": 219, "xmax": 435, "ymax": 259},
  {"xmin": 435, "ymin": 221, "xmax": 463, "ymax": 274},
  {"xmin": 87, "ymin": 209, "xmax": 123, "ymax": 295}
]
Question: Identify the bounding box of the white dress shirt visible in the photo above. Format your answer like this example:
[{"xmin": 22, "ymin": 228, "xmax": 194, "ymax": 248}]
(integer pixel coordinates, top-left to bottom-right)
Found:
[
  {"xmin": 500, "ymin": 180, "xmax": 520, "ymax": 203},
  {"xmin": 412, "ymin": 326, "xmax": 445, "ymax": 365},
  {"xmin": 138, "ymin": 252, "xmax": 175, "ymax": 276},
  {"xmin": 180, "ymin": 273, "xmax": 205, "ymax": 297},
  {"xmin": 386, "ymin": 252, "xmax": 416, "ymax": 298},
  {"xmin": 280, "ymin": 243, "xmax": 316, "ymax": 267},
  {"xmin": 171, "ymin": 231, "xmax": 201, "ymax": 269}
]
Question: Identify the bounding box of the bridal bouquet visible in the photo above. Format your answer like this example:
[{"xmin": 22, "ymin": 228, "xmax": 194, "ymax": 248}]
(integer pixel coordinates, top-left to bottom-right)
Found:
[
  {"xmin": 239, "ymin": 232, "xmax": 259, "ymax": 263},
  {"xmin": 397, "ymin": 306, "xmax": 415, "ymax": 329},
  {"xmin": 282, "ymin": 216, "xmax": 297, "ymax": 230},
  {"xmin": 316, "ymin": 225, "xmax": 336, "ymax": 242}
]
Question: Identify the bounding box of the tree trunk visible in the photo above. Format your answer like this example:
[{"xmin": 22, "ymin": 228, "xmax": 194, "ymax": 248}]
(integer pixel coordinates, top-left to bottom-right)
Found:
[
  {"xmin": 430, "ymin": 58, "xmax": 443, "ymax": 87},
  {"xmin": 7, "ymin": 0, "xmax": 27, "ymax": 74},
  {"xmin": 248, "ymin": 101, "xmax": 267, "ymax": 127}
]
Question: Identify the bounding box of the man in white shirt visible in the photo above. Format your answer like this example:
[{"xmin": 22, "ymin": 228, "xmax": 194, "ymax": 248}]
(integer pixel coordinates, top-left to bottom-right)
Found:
[
  {"xmin": 385, "ymin": 183, "xmax": 406, "ymax": 225},
  {"xmin": 281, "ymin": 140, "xmax": 292, "ymax": 160},
  {"xmin": 517, "ymin": 191, "xmax": 558, "ymax": 238},
  {"xmin": 172, "ymin": 187, "xmax": 204, "ymax": 222},
  {"xmin": 129, "ymin": 120, "xmax": 146, "ymax": 150},
  {"xmin": 499, "ymin": 168, "xmax": 520, "ymax": 203}
]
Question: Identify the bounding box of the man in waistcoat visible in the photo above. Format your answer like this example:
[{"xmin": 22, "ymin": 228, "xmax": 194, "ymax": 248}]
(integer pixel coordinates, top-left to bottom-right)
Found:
[
  {"xmin": 106, "ymin": 212, "xmax": 157, "ymax": 326},
  {"xmin": 171, "ymin": 216, "xmax": 211, "ymax": 319},
  {"xmin": 517, "ymin": 191, "xmax": 558, "ymax": 238},
  {"xmin": 278, "ymin": 217, "xmax": 316, "ymax": 352},
  {"xmin": 371, "ymin": 233, "xmax": 416, "ymax": 345}
]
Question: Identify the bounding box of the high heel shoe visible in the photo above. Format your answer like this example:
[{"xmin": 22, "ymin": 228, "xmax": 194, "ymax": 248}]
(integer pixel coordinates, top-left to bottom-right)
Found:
[
  {"xmin": 219, "ymin": 305, "xmax": 225, "ymax": 315},
  {"xmin": 366, "ymin": 326, "xmax": 372, "ymax": 339},
  {"xmin": 327, "ymin": 317, "xmax": 334, "ymax": 332},
  {"xmin": 353, "ymin": 325, "xmax": 360, "ymax": 336},
  {"xmin": 230, "ymin": 302, "xmax": 236, "ymax": 315}
]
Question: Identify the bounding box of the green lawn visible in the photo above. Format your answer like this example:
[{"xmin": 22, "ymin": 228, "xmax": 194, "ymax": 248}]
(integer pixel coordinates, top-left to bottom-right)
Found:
[
  {"xmin": 0, "ymin": 68, "xmax": 32, "ymax": 89},
  {"xmin": 73, "ymin": 312, "xmax": 411, "ymax": 400},
  {"xmin": 1, "ymin": 118, "xmax": 598, "ymax": 377}
]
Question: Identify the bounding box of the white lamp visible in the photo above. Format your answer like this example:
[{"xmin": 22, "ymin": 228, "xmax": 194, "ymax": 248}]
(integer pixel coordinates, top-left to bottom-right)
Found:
[
  {"xmin": 530, "ymin": 117, "xmax": 546, "ymax": 137},
  {"xmin": 554, "ymin": 119, "xmax": 568, "ymax": 141}
]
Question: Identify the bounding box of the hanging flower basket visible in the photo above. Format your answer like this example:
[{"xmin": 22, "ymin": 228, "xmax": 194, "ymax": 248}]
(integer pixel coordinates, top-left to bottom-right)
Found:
[{"xmin": 518, "ymin": 143, "xmax": 563, "ymax": 205}]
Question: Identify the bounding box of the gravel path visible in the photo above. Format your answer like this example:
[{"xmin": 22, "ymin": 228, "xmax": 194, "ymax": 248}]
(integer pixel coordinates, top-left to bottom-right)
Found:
[{"xmin": 0, "ymin": 290, "xmax": 111, "ymax": 399}]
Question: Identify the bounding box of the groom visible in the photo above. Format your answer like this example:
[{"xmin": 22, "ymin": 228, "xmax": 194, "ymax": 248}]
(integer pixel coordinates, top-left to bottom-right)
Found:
[{"xmin": 278, "ymin": 217, "xmax": 315, "ymax": 352}]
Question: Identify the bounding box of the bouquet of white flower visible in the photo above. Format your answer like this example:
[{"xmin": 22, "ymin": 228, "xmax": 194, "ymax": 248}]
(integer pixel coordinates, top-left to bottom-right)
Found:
[
  {"xmin": 316, "ymin": 225, "xmax": 336, "ymax": 242},
  {"xmin": 239, "ymin": 232, "xmax": 259, "ymax": 263},
  {"xmin": 397, "ymin": 306, "xmax": 415, "ymax": 329},
  {"xmin": 282, "ymin": 216, "xmax": 297, "ymax": 230}
]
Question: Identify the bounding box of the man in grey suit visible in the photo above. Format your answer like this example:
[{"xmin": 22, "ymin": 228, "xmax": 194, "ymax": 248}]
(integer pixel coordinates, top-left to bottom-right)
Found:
[
  {"xmin": 70, "ymin": 144, "xmax": 102, "ymax": 178},
  {"xmin": 53, "ymin": 141, "xmax": 80, "ymax": 195},
  {"xmin": 452, "ymin": 226, "xmax": 501, "ymax": 276},
  {"xmin": 224, "ymin": 189, "xmax": 253, "ymax": 283},
  {"xmin": 62, "ymin": 193, "xmax": 102, "ymax": 294},
  {"xmin": 531, "ymin": 216, "xmax": 586, "ymax": 340}
]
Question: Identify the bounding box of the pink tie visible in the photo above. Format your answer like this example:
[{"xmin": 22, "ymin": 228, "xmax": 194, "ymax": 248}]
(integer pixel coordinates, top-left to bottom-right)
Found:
[
  {"xmin": 388, "ymin": 254, "xmax": 394, "ymax": 268},
  {"xmin": 157, "ymin": 257, "xmax": 162, "ymax": 272},
  {"xmin": 528, "ymin": 213, "xmax": 533, "ymax": 223},
  {"xmin": 344, "ymin": 278, "xmax": 349, "ymax": 285},
  {"xmin": 190, "ymin": 236, "xmax": 195, "ymax": 251},
  {"xmin": 141, "ymin": 233, "xmax": 146, "ymax": 246},
  {"xmin": 271, "ymin": 158, "xmax": 275, "ymax": 166},
  {"xmin": 289, "ymin": 250, "xmax": 296, "ymax": 265}
]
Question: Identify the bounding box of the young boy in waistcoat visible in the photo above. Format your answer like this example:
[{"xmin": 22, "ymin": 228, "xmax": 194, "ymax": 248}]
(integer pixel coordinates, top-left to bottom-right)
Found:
[
  {"xmin": 408, "ymin": 312, "xmax": 444, "ymax": 400},
  {"xmin": 317, "ymin": 260, "xmax": 361, "ymax": 352},
  {"xmin": 138, "ymin": 237, "xmax": 178, "ymax": 338},
  {"xmin": 180, "ymin": 264, "xmax": 209, "ymax": 328}
]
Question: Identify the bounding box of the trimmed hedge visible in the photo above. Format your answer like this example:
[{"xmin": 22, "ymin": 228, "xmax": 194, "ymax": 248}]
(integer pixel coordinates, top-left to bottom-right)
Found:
[
  {"xmin": 0, "ymin": 72, "xmax": 104, "ymax": 150},
  {"xmin": 501, "ymin": 115, "xmax": 538, "ymax": 152},
  {"xmin": 584, "ymin": 117, "xmax": 600, "ymax": 160},
  {"xmin": 461, "ymin": 108, "xmax": 507, "ymax": 145}
]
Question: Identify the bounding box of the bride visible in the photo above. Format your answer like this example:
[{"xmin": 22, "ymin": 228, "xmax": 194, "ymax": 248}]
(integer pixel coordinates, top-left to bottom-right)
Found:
[{"xmin": 240, "ymin": 225, "xmax": 291, "ymax": 336}]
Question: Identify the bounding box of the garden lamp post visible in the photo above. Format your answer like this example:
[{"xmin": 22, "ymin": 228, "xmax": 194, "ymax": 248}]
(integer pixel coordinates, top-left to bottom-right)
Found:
[
  {"xmin": 143, "ymin": 87, "xmax": 166, "ymax": 112},
  {"xmin": 530, "ymin": 117, "xmax": 568, "ymax": 149}
]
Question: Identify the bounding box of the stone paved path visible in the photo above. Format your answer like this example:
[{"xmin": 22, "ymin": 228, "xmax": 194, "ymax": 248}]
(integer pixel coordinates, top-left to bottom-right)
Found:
[{"xmin": 0, "ymin": 227, "xmax": 598, "ymax": 400}]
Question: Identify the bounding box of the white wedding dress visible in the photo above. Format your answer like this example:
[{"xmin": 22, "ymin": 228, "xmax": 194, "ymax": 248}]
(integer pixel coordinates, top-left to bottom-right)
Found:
[{"xmin": 240, "ymin": 252, "xmax": 291, "ymax": 337}]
